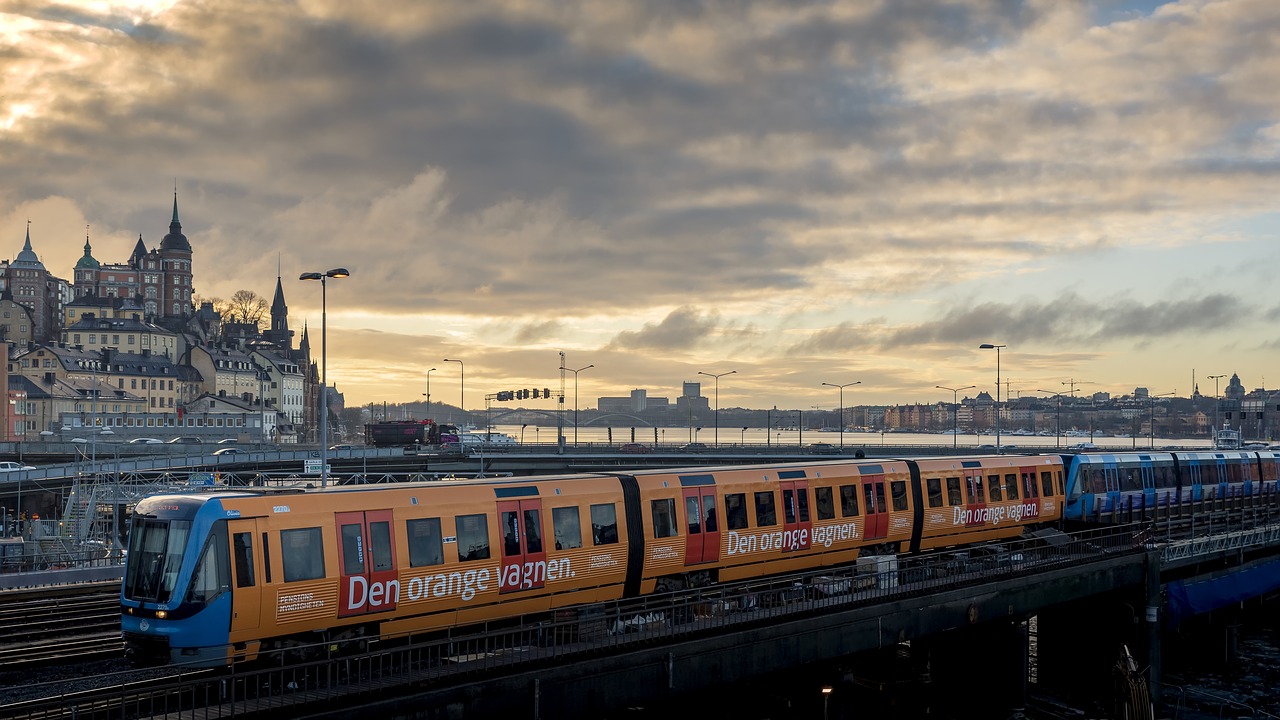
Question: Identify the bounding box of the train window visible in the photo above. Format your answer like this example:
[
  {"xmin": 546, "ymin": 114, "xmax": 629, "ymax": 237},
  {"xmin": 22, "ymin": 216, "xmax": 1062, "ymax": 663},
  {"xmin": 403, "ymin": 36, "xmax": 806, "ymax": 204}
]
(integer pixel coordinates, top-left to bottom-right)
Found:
[
  {"xmin": 797, "ymin": 488, "xmax": 811, "ymax": 522},
  {"xmin": 988, "ymin": 475, "xmax": 1004, "ymax": 502},
  {"xmin": 966, "ymin": 477, "xmax": 985, "ymax": 504},
  {"xmin": 652, "ymin": 499, "xmax": 679, "ymax": 538},
  {"xmin": 455, "ymin": 514, "xmax": 492, "ymax": 562},
  {"xmin": 232, "ymin": 532, "xmax": 254, "ymax": 588},
  {"xmin": 341, "ymin": 523, "xmax": 365, "ymax": 575},
  {"xmin": 524, "ymin": 509, "xmax": 544, "ymax": 554},
  {"xmin": 755, "ymin": 491, "xmax": 778, "ymax": 527},
  {"xmin": 926, "ymin": 478, "xmax": 943, "ymax": 508},
  {"xmin": 1056, "ymin": 470, "xmax": 1065, "ymax": 495},
  {"xmin": 186, "ymin": 521, "xmax": 229, "ymax": 604},
  {"xmin": 552, "ymin": 507, "xmax": 583, "ymax": 550},
  {"xmin": 1041, "ymin": 471, "xmax": 1054, "ymax": 497},
  {"xmin": 815, "ymin": 487, "xmax": 836, "ymax": 519},
  {"xmin": 590, "ymin": 503, "xmax": 619, "ymax": 545},
  {"xmin": 1005, "ymin": 474, "xmax": 1019, "ymax": 501},
  {"xmin": 704, "ymin": 497, "xmax": 718, "ymax": 531},
  {"xmin": 725, "ymin": 493, "xmax": 750, "ymax": 530},
  {"xmin": 839, "ymin": 484, "xmax": 859, "ymax": 516},
  {"xmin": 890, "ymin": 481, "xmax": 908, "ymax": 511},
  {"xmin": 687, "ymin": 496, "xmax": 702, "ymax": 534},
  {"xmin": 407, "ymin": 518, "xmax": 444, "ymax": 567},
  {"xmin": 782, "ymin": 489, "xmax": 796, "ymax": 524},
  {"xmin": 946, "ymin": 478, "xmax": 962, "ymax": 506},
  {"xmin": 281, "ymin": 527, "xmax": 325, "ymax": 582},
  {"xmin": 501, "ymin": 511, "xmax": 521, "ymax": 556},
  {"xmin": 370, "ymin": 521, "xmax": 393, "ymax": 572}
]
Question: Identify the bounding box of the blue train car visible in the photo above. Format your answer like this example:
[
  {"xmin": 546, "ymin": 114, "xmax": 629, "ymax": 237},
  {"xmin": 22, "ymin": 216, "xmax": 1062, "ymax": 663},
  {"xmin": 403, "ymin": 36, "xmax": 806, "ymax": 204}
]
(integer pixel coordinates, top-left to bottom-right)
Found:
[
  {"xmin": 121, "ymin": 493, "xmax": 240, "ymax": 666},
  {"xmin": 1063, "ymin": 450, "xmax": 1280, "ymax": 522}
]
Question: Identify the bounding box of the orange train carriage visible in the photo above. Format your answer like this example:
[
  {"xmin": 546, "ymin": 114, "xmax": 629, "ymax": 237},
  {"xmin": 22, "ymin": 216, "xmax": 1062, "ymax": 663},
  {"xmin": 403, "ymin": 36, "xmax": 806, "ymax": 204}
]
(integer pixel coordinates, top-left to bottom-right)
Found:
[{"xmin": 120, "ymin": 455, "xmax": 1064, "ymax": 666}]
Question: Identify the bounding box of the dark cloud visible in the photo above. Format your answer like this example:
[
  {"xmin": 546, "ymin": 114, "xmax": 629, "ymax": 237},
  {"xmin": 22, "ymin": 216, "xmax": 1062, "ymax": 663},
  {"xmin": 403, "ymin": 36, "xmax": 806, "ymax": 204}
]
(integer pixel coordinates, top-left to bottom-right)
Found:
[{"xmin": 606, "ymin": 307, "xmax": 721, "ymax": 351}]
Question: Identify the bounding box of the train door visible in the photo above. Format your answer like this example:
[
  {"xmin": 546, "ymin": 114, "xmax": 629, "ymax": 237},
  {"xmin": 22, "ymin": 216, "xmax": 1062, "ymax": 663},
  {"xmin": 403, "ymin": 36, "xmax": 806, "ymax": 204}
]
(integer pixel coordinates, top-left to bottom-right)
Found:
[
  {"xmin": 862, "ymin": 475, "xmax": 889, "ymax": 539},
  {"xmin": 1102, "ymin": 464, "xmax": 1121, "ymax": 512},
  {"xmin": 682, "ymin": 488, "xmax": 721, "ymax": 565},
  {"xmin": 963, "ymin": 469, "xmax": 986, "ymax": 527},
  {"xmin": 1138, "ymin": 460, "xmax": 1156, "ymax": 508},
  {"xmin": 228, "ymin": 518, "xmax": 262, "ymax": 634},
  {"xmin": 1186, "ymin": 460, "xmax": 1204, "ymax": 501},
  {"xmin": 498, "ymin": 499, "xmax": 547, "ymax": 594},
  {"xmin": 780, "ymin": 480, "xmax": 812, "ymax": 552},
  {"xmin": 336, "ymin": 510, "xmax": 398, "ymax": 618},
  {"xmin": 1019, "ymin": 466, "xmax": 1040, "ymax": 517},
  {"xmin": 1215, "ymin": 457, "xmax": 1230, "ymax": 497}
]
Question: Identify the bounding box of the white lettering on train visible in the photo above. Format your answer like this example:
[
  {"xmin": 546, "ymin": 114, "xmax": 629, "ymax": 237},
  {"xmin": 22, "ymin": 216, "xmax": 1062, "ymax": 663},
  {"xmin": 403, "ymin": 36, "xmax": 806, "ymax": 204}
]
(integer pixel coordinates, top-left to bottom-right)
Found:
[
  {"xmin": 499, "ymin": 558, "xmax": 574, "ymax": 591},
  {"xmin": 347, "ymin": 576, "xmax": 400, "ymax": 610},
  {"xmin": 726, "ymin": 523, "xmax": 859, "ymax": 556},
  {"xmin": 951, "ymin": 503, "xmax": 1039, "ymax": 526}
]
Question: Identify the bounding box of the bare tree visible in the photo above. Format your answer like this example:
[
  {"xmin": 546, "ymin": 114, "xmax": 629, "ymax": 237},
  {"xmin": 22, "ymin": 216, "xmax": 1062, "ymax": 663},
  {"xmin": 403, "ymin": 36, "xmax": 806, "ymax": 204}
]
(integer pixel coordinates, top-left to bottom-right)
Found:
[{"xmin": 227, "ymin": 289, "xmax": 269, "ymax": 330}]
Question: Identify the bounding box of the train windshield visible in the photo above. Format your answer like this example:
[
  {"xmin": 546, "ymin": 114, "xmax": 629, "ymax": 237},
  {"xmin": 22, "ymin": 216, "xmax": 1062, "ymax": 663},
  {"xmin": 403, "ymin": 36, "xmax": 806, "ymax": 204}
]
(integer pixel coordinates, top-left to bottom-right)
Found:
[{"xmin": 124, "ymin": 518, "xmax": 192, "ymax": 603}]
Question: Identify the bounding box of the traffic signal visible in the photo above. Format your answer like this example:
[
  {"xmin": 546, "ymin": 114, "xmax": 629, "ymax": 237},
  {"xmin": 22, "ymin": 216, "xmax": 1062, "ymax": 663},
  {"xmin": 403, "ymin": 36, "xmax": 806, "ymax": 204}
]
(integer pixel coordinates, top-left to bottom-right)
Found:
[
  {"xmin": 531, "ymin": 388, "xmax": 540, "ymax": 399},
  {"xmin": 544, "ymin": 388, "xmax": 552, "ymax": 399}
]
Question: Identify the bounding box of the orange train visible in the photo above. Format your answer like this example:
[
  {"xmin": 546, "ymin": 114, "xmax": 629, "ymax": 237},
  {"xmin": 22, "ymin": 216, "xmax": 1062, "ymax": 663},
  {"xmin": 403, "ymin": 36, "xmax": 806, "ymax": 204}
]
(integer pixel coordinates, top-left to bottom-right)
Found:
[{"xmin": 120, "ymin": 455, "xmax": 1065, "ymax": 666}]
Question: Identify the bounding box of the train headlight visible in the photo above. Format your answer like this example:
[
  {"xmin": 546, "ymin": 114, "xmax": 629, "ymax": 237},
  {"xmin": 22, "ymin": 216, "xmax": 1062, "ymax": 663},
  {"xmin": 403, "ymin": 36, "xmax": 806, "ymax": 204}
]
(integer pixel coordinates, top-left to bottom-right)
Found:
[{"xmin": 155, "ymin": 610, "xmax": 168, "ymax": 619}]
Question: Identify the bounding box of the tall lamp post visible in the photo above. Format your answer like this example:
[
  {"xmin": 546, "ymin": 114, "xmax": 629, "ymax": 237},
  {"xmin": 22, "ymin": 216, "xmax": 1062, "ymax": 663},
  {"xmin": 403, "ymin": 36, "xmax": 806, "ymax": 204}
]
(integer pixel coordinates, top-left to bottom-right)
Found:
[
  {"xmin": 300, "ymin": 267, "xmax": 350, "ymax": 489},
  {"xmin": 698, "ymin": 370, "xmax": 736, "ymax": 447},
  {"xmin": 821, "ymin": 381, "xmax": 861, "ymax": 448},
  {"xmin": 563, "ymin": 363, "xmax": 594, "ymax": 447},
  {"xmin": 1207, "ymin": 374, "xmax": 1227, "ymax": 443},
  {"xmin": 979, "ymin": 343, "xmax": 1006, "ymax": 453},
  {"xmin": 443, "ymin": 358, "xmax": 464, "ymax": 425},
  {"xmin": 423, "ymin": 367, "xmax": 436, "ymax": 419},
  {"xmin": 1036, "ymin": 390, "xmax": 1065, "ymax": 448},
  {"xmin": 936, "ymin": 384, "xmax": 975, "ymax": 449}
]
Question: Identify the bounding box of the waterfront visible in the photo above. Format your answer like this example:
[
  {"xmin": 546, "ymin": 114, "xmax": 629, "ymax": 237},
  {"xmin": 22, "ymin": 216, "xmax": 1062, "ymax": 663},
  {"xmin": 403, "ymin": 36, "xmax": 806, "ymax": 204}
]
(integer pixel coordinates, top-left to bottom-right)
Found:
[{"xmin": 480, "ymin": 424, "xmax": 1218, "ymax": 452}]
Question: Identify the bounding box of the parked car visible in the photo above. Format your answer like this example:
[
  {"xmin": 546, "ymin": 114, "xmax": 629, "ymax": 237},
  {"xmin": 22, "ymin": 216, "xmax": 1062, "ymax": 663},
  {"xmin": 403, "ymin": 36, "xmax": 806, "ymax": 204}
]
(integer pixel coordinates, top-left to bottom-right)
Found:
[
  {"xmin": 329, "ymin": 444, "xmax": 355, "ymax": 451},
  {"xmin": 128, "ymin": 437, "xmax": 163, "ymax": 444},
  {"xmin": 620, "ymin": 443, "xmax": 652, "ymax": 454},
  {"xmin": 0, "ymin": 461, "xmax": 35, "ymax": 471},
  {"xmin": 216, "ymin": 438, "xmax": 239, "ymax": 445},
  {"xmin": 680, "ymin": 442, "xmax": 709, "ymax": 453},
  {"xmin": 212, "ymin": 447, "xmax": 240, "ymax": 456},
  {"xmin": 166, "ymin": 437, "xmax": 202, "ymax": 444},
  {"xmin": 807, "ymin": 442, "xmax": 839, "ymax": 455}
]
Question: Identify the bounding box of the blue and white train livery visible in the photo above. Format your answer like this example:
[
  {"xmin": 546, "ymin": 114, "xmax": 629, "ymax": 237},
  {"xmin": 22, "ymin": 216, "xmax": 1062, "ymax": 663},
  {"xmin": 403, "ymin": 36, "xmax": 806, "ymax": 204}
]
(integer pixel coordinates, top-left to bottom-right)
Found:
[{"xmin": 1062, "ymin": 450, "xmax": 1280, "ymax": 521}]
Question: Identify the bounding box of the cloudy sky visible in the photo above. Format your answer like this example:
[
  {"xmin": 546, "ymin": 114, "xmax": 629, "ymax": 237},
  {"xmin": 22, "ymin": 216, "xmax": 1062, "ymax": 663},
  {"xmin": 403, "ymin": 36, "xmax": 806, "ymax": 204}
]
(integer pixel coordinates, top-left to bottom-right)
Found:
[{"xmin": 3, "ymin": 0, "xmax": 1279, "ymax": 413}]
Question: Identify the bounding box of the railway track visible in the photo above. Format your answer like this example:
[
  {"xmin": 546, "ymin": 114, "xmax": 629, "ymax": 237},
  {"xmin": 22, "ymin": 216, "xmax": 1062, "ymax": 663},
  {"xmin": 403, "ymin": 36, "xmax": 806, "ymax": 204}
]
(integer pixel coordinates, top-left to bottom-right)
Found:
[{"xmin": 0, "ymin": 581, "xmax": 123, "ymax": 672}]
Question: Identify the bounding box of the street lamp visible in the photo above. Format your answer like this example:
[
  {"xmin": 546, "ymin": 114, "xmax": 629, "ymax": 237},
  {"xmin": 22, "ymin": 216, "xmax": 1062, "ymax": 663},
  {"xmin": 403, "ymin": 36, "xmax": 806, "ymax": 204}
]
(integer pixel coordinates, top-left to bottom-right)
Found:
[
  {"xmin": 936, "ymin": 385, "xmax": 975, "ymax": 449},
  {"xmin": 822, "ymin": 686, "xmax": 833, "ymax": 720},
  {"xmin": 300, "ymin": 267, "xmax": 350, "ymax": 489},
  {"xmin": 979, "ymin": 344, "xmax": 1006, "ymax": 453},
  {"xmin": 443, "ymin": 358, "xmax": 464, "ymax": 425},
  {"xmin": 561, "ymin": 364, "xmax": 594, "ymax": 447},
  {"xmin": 698, "ymin": 370, "xmax": 737, "ymax": 447},
  {"xmin": 1207, "ymin": 374, "xmax": 1227, "ymax": 444},
  {"xmin": 423, "ymin": 367, "xmax": 436, "ymax": 419},
  {"xmin": 1149, "ymin": 391, "xmax": 1174, "ymax": 448},
  {"xmin": 1036, "ymin": 390, "xmax": 1065, "ymax": 448},
  {"xmin": 821, "ymin": 381, "xmax": 861, "ymax": 448}
]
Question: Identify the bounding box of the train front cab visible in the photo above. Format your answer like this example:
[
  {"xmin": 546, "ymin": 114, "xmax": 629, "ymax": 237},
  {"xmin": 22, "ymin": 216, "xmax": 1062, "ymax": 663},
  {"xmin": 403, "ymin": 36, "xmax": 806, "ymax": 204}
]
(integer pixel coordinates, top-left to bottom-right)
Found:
[{"xmin": 122, "ymin": 494, "xmax": 236, "ymax": 667}]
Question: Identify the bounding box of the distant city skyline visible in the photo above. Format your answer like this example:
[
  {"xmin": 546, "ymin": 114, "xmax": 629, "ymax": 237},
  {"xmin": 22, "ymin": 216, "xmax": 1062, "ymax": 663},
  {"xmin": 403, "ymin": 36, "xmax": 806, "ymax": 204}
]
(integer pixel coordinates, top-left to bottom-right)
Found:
[{"xmin": 5, "ymin": 1, "xmax": 1279, "ymax": 410}]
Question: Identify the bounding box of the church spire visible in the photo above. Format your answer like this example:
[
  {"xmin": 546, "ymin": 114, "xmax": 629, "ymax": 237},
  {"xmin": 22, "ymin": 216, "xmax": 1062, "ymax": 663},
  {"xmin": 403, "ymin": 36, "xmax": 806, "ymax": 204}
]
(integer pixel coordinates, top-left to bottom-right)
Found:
[
  {"xmin": 14, "ymin": 219, "xmax": 44, "ymax": 268},
  {"xmin": 160, "ymin": 188, "xmax": 191, "ymax": 252}
]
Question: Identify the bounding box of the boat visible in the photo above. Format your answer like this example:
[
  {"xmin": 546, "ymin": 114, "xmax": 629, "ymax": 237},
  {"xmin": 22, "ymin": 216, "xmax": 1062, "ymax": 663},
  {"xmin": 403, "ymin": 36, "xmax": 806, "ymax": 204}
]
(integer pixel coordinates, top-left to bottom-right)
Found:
[{"xmin": 1214, "ymin": 423, "xmax": 1241, "ymax": 450}]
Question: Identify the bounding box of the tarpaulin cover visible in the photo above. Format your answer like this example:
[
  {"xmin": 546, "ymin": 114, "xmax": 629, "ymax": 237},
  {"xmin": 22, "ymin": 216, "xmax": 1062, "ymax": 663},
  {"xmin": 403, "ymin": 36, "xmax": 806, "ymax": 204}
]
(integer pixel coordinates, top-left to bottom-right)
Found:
[{"xmin": 1165, "ymin": 557, "xmax": 1280, "ymax": 626}]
